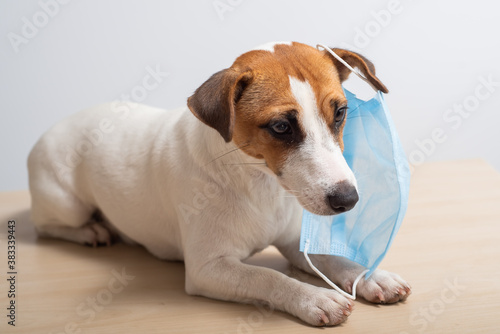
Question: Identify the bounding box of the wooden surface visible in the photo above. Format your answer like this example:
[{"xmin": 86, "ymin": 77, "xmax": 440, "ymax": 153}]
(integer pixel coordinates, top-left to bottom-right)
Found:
[{"xmin": 1, "ymin": 159, "xmax": 500, "ymax": 333}]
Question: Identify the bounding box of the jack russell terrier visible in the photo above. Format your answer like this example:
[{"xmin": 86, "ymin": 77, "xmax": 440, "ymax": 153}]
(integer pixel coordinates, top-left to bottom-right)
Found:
[{"xmin": 28, "ymin": 41, "xmax": 411, "ymax": 326}]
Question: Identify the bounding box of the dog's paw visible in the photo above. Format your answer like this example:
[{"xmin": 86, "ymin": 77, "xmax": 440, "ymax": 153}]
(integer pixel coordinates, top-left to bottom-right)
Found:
[
  {"xmin": 292, "ymin": 285, "xmax": 353, "ymax": 326},
  {"xmin": 82, "ymin": 223, "xmax": 113, "ymax": 247},
  {"xmin": 350, "ymin": 269, "xmax": 411, "ymax": 304}
]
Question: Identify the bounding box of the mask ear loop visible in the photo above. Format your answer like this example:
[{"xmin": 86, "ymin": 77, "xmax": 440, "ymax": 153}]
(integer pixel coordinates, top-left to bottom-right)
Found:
[
  {"xmin": 316, "ymin": 44, "xmax": 378, "ymax": 92},
  {"xmin": 301, "ymin": 44, "xmax": 372, "ymax": 300},
  {"xmin": 304, "ymin": 239, "xmax": 369, "ymax": 300}
]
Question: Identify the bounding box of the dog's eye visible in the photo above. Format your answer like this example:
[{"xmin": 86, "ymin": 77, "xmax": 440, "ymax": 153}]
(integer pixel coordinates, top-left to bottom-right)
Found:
[
  {"xmin": 270, "ymin": 121, "xmax": 292, "ymax": 135},
  {"xmin": 335, "ymin": 107, "xmax": 348, "ymax": 124}
]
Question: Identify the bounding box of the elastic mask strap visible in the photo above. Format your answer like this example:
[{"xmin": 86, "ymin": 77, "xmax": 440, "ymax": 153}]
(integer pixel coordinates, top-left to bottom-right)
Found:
[
  {"xmin": 316, "ymin": 44, "xmax": 377, "ymax": 92},
  {"xmin": 303, "ymin": 239, "xmax": 369, "ymax": 300}
]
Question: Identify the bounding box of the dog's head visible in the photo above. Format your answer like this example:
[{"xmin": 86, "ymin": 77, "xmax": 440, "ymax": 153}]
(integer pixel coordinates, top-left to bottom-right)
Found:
[{"xmin": 188, "ymin": 42, "xmax": 388, "ymax": 215}]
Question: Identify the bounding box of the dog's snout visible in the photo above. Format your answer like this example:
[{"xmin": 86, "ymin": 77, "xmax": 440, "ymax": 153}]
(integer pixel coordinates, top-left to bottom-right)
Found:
[{"xmin": 327, "ymin": 181, "xmax": 359, "ymax": 213}]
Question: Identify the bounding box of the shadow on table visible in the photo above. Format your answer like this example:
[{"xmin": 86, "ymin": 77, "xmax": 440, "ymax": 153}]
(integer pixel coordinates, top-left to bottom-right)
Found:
[
  {"xmin": 3, "ymin": 208, "xmax": 391, "ymax": 330},
  {"xmin": 2, "ymin": 209, "xmax": 307, "ymax": 326}
]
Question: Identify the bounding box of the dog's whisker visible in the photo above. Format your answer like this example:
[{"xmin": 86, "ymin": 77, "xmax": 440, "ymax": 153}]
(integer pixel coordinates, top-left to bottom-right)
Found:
[
  {"xmin": 223, "ymin": 162, "xmax": 267, "ymax": 166},
  {"xmin": 205, "ymin": 143, "xmax": 250, "ymax": 166},
  {"xmin": 299, "ymin": 201, "xmax": 316, "ymax": 208}
]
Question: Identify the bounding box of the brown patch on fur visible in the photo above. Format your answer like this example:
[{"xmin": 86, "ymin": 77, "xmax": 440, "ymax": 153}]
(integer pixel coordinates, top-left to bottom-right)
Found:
[
  {"xmin": 231, "ymin": 42, "xmax": 350, "ymax": 170},
  {"xmin": 187, "ymin": 69, "xmax": 253, "ymax": 142},
  {"xmin": 188, "ymin": 42, "xmax": 388, "ymax": 174},
  {"xmin": 324, "ymin": 48, "xmax": 389, "ymax": 93}
]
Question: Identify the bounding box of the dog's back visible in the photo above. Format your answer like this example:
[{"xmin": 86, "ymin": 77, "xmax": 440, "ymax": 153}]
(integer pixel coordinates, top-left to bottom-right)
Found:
[{"xmin": 28, "ymin": 102, "xmax": 188, "ymax": 254}]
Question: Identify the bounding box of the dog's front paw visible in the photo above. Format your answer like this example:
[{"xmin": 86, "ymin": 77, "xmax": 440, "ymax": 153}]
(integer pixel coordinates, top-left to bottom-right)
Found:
[
  {"xmin": 292, "ymin": 285, "xmax": 353, "ymax": 326},
  {"xmin": 352, "ymin": 269, "xmax": 411, "ymax": 304}
]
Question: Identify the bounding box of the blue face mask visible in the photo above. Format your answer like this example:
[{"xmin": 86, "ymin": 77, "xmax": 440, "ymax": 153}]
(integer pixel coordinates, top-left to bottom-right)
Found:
[{"xmin": 299, "ymin": 45, "xmax": 411, "ymax": 300}]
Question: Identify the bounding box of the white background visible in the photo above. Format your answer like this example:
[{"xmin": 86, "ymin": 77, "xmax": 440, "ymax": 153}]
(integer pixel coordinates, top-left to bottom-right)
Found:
[{"xmin": 1, "ymin": 0, "xmax": 499, "ymax": 191}]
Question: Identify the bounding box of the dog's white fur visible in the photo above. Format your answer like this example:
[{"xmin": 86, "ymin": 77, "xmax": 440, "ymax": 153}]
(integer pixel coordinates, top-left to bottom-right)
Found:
[
  {"xmin": 28, "ymin": 43, "xmax": 410, "ymax": 326},
  {"xmin": 283, "ymin": 77, "xmax": 357, "ymax": 215}
]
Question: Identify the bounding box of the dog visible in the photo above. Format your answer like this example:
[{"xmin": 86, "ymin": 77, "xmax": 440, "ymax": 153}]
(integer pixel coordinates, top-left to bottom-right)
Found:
[{"xmin": 28, "ymin": 41, "xmax": 411, "ymax": 326}]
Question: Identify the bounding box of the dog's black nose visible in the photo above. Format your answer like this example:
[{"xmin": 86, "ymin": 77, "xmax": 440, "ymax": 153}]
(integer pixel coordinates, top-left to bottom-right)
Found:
[{"xmin": 327, "ymin": 181, "xmax": 359, "ymax": 213}]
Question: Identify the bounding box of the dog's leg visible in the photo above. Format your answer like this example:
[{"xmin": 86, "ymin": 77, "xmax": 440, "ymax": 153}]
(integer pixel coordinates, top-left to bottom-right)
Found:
[
  {"xmin": 37, "ymin": 222, "xmax": 113, "ymax": 247},
  {"xmin": 276, "ymin": 238, "xmax": 411, "ymax": 304},
  {"xmin": 184, "ymin": 255, "xmax": 353, "ymax": 326},
  {"xmin": 30, "ymin": 173, "xmax": 116, "ymax": 246}
]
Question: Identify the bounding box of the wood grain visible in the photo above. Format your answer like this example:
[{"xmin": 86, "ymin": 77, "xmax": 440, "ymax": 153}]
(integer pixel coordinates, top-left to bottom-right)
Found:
[{"xmin": 1, "ymin": 159, "xmax": 499, "ymax": 333}]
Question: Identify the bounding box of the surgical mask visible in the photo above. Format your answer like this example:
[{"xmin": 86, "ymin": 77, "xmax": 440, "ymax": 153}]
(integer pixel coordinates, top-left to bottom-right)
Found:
[{"xmin": 299, "ymin": 44, "xmax": 411, "ymax": 300}]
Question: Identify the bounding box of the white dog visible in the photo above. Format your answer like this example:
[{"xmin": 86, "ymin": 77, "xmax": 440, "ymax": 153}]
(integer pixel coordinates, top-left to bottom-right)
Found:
[{"xmin": 28, "ymin": 42, "xmax": 411, "ymax": 326}]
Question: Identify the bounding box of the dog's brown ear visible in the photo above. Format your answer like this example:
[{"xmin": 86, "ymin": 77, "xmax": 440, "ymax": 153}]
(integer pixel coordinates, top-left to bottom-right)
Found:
[
  {"xmin": 187, "ymin": 68, "xmax": 253, "ymax": 142},
  {"xmin": 324, "ymin": 48, "xmax": 389, "ymax": 93}
]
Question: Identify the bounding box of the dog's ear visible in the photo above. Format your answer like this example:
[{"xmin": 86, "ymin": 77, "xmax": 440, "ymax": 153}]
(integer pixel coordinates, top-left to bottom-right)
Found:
[
  {"xmin": 324, "ymin": 48, "xmax": 389, "ymax": 93},
  {"xmin": 187, "ymin": 68, "xmax": 253, "ymax": 142}
]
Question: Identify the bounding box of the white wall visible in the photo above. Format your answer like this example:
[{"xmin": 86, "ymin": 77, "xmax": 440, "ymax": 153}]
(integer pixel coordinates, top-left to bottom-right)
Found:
[{"xmin": 1, "ymin": 0, "xmax": 499, "ymax": 191}]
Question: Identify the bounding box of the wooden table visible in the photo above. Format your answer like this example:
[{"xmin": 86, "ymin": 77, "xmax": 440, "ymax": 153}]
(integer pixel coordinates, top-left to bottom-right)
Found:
[{"xmin": 1, "ymin": 159, "xmax": 499, "ymax": 333}]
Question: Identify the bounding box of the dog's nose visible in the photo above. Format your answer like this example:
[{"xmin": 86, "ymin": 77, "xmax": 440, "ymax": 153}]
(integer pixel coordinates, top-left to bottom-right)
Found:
[{"xmin": 327, "ymin": 181, "xmax": 359, "ymax": 213}]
